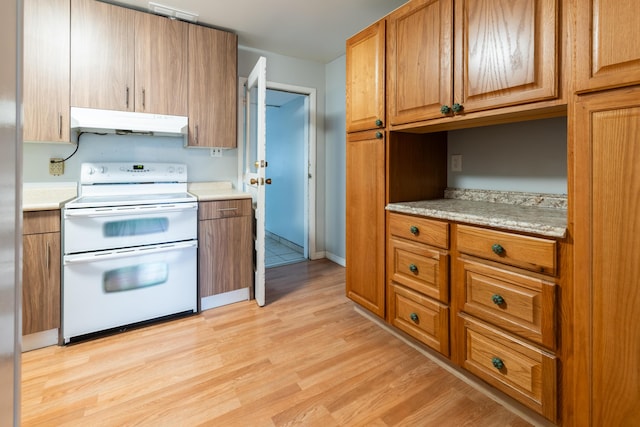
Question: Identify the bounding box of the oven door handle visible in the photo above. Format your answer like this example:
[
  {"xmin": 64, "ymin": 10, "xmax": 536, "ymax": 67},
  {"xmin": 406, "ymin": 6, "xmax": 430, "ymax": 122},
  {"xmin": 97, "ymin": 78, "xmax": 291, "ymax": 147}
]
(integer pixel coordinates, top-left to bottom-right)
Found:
[
  {"xmin": 64, "ymin": 204, "xmax": 198, "ymax": 218},
  {"xmin": 64, "ymin": 241, "xmax": 198, "ymax": 264}
]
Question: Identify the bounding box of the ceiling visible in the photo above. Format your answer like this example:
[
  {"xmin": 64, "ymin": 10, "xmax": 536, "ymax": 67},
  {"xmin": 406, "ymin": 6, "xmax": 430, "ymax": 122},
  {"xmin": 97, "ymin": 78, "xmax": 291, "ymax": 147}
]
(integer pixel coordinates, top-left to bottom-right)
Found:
[{"xmin": 110, "ymin": 0, "xmax": 408, "ymax": 63}]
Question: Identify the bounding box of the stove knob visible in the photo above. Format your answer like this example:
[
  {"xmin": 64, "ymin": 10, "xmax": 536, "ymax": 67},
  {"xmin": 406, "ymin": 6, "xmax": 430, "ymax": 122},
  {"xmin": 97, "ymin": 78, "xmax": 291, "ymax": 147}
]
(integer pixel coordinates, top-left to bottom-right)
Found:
[
  {"xmin": 177, "ymin": 166, "xmax": 184, "ymax": 174},
  {"xmin": 168, "ymin": 166, "xmax": 175, "ymax": 173}
]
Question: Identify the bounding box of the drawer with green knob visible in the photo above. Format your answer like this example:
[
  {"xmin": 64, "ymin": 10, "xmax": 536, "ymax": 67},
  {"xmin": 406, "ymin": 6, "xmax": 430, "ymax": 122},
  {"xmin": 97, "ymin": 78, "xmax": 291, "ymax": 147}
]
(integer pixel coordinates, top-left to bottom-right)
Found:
[
  {"xmin": 460, "ymin": 314, "xmax": 557, "ymax": 422},
  {"xmin": 388, "ymin": 237, "xmax": 448, "ymax": 303},
  {"xmin": 390, "ymin": 283, "xmax": 449, "ymax": 356},
  {"xmin": 388, "ymin": 212, "xmax": 449, "ymax": 249},
  {"xmin": 460, "ymin": 259, "xmax": 556, "ymax": 350},
  {"xmin": 456, "ymin": 224, "xmax": 557, "ymax": 275}
]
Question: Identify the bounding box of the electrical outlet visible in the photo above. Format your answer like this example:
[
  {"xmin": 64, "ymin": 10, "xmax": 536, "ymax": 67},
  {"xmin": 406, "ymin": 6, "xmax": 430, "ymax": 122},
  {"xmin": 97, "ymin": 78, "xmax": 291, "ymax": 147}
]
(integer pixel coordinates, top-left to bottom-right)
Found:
[
  {"xmin": 451, "ymin": 154, "xmax": 462, "ymax": 172},
  {"xmin": 49, "ymin": 158, "xmax": 64, "ymax": 176},
  {"xmin": 210, "ymin": 148, "xmax": 223, "ymax": 157}
]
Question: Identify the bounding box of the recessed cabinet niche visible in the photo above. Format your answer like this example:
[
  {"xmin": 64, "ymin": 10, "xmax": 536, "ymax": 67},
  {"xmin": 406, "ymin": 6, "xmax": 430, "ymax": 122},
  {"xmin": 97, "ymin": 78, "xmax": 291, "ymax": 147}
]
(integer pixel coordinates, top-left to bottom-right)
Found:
[{"xmin": 71, "ymin": 0, "xmax": 188, "ymax": 115}]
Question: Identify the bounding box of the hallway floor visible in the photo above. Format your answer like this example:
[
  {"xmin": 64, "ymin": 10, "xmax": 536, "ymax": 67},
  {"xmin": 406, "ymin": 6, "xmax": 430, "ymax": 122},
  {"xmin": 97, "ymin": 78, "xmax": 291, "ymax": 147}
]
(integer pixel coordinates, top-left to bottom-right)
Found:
[{"xmin": 265, "ymin": 233, "xmax": 305, "ymax": 268}]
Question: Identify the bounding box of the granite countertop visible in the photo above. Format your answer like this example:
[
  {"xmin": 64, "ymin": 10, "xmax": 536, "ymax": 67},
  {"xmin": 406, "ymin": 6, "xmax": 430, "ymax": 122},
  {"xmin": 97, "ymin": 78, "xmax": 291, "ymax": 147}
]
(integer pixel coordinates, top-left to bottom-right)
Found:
[
  {"xmin": 386, "ymin": 188, "xmax": 568, "ymax": 238},
  {"xmin": 187, "ymin": 181, "xmax": 251, "ymax": 201},
  {"xmin": 23, "ymin": 182, "xmax": 77, "ymax": 211}
]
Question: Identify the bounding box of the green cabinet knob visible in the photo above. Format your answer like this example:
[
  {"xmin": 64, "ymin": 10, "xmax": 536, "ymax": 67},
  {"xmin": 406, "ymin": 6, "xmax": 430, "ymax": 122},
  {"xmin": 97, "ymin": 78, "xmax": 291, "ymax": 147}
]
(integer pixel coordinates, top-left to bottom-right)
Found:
[
  {"xmin": 440, "ymin": 105, "xmax": 451, "ymax": 114},
  {"xmin": 375, "ymin": 131, "xmax": 383, "ymax": 139},
  {"xmin": 452, "ymin": 103, "xmax": 464, "ymax": 113},
  {"xmin": 492, "ymin": 243, "xmax": 505, "ymax": 255},
  {"xmin": 492, "ymin": 357, "xmax": 504, "ymax": 370},
  {"xmin": 409, "ymin": 225, "xmax": 419, "ymax": 235},
  {"xmin": 492, "ymin": 294, "xmax": 505, "ymax": 305},
  {"xmin": 409, "ymin": 264, "xmax": 418, "ymax": 273},
  {"xmin": 375, "ymin": 119, "xmax": 383, "ymax": 127},
  {"xmin": 410, "ymin": 312, "xmax": 419, "ymax": 323}
]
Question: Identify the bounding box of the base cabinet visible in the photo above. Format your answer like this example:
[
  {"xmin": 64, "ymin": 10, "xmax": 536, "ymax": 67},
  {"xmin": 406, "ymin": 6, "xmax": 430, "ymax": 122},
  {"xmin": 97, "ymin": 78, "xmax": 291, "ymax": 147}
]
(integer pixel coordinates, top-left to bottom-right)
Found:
[
  {"xmin": 198, "ymin": 199, "xmax": 252, "ymax": 300},
  {"xmin": 22, "ymin": 211, "xmax": 61, "ymax": 336}
]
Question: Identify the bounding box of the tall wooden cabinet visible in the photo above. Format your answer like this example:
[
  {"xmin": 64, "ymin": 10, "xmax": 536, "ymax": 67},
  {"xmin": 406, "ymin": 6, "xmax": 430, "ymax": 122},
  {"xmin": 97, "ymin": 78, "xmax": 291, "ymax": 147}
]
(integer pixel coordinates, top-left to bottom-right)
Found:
[
  {"xmin": 23, "ymin": 0, "xmax": 70, "ymax": 143},
  {"xmin": 188, "ymin": 24, "xmax": 238, "ymax": 148},
  {"xmin": 346, "ymin": 130, "xmax": 386, "ymax": 317},
  {"xmin": 71, "ymin": 0, "xmax": 188, "ymax": 115},
  {"xmin": 572, "ymin": 87, "xmax": 640, "ymax": 426},
  {"xmin": 346, "ymin": 19, "xmax": 386, "ymax": 133},
  {"xmin": 22, "ymin": 211, "xmax": 61, "ymax": 336}
]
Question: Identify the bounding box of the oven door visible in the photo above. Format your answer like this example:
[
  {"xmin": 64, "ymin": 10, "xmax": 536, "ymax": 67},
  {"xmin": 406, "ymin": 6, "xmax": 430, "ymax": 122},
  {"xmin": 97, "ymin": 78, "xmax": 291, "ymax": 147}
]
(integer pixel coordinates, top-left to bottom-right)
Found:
[
  {"xmin": 63, "ymin": 202, "xmax": 197, "ymax": 253},
  {"xmin": 62, "ymin": 240, "xmax": 197, "ymax": 343}
]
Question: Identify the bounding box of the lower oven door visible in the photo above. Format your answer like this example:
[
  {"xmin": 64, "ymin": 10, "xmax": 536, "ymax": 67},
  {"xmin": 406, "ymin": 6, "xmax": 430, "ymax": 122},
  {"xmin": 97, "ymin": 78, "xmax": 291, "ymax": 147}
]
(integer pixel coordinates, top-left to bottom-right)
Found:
[
  {"xmin": 62, "ymin": 240, "xmax": 197, "ymax": 343},
  {"xmin": 63, "ymin": 202, "xmax": 198, "ymax": 254}
]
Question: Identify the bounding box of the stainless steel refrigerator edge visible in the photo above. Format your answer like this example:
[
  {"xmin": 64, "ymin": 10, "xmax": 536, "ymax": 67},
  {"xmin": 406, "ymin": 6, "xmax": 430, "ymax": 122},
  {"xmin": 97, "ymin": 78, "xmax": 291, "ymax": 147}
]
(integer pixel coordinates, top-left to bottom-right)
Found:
[{"xmin": 0, "ymin": 0, "xmax": 22, "ymax": 424}]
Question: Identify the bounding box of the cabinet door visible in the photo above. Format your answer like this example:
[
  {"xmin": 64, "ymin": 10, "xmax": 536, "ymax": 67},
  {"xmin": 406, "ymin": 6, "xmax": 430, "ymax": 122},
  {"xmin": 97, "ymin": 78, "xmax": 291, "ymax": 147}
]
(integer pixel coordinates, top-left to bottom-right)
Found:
[
  {"xmin": 454, "ymin": 0, "xmax": 558, "ymax": 113},
  {"xmin": 188, "ymin": 25, "xmax": 237, "ymax": 148},
  {"xmin": 134, "ymin": 13, "xmax": 188, "ymax": 116},
  {"xmin": 575, "ymin": 1, "xmax": 640, "ymax": 92},
  {"xmin": 573, "ymin": 87, "xmax": 640, "ymax": 426},
  {"xmin": 199, "ymin": 214, "xmax": 252, "ymax": 297},
  {"xmin": 346, "ymin": 130, "xmax": 386, "ymax": 317},
  {"xmin": 346, "ymin": 20, "xmax": 386, "ymax": 133},
  {"xmin": 71, "ymin": 0, "xmax": 134, "ymax": 111},
  {"xmin": 23, "ymin": 0, "xmax": 70, "ymax": 143},
  {"xmin": 23, "ymin": 232, "xmax": 61, "ymax": 335},
  {"xmin": 388, "ymin": 0, "xmax": 453, "ymax": 125}
]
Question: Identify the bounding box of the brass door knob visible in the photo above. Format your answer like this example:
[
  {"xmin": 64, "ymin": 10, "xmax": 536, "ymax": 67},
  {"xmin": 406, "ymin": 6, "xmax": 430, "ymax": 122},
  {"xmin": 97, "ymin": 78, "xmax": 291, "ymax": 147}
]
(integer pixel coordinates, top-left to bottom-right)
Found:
[
  {"xmin": 250, "ymin": 178, "xmax": 258, "ymax": 185},
  {"xmin": 265, "ymin": 178, "xmax": 272, "ymax": 185}
]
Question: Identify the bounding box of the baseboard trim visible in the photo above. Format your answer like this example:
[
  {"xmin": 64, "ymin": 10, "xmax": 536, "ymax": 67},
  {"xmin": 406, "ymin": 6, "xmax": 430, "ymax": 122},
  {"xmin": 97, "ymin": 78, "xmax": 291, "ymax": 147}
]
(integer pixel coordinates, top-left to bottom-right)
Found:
[
  {"xmin": 324, "ymin": 251, "xmax": 346, "ymax": 267},
  {"xmin": 201, "ymin": 288, "xmax": 250, "ymax": 311}
]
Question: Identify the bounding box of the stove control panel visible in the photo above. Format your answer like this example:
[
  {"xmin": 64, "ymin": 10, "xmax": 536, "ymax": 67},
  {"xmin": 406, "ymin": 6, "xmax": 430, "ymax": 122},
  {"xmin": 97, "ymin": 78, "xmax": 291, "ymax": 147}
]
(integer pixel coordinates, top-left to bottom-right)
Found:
[{"xmin": 80, "ymin": 162, "xmax": 188, "ymax": 184}]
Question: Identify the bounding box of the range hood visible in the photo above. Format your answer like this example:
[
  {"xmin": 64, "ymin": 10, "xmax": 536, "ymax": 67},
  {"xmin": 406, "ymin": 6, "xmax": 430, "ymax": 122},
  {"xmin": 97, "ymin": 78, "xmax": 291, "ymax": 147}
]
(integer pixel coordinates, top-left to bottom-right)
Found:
[{"xmin": 70, "ymin": 107, "xmax": 188, "ymax": 137}]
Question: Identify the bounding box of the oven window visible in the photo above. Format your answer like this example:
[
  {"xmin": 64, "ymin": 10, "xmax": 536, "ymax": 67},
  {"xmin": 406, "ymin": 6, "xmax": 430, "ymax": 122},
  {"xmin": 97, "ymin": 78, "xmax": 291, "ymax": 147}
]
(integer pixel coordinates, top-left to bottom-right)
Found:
[
  {"xmin": 103, "ymin": 262, "xmax": 168, "ymax": 293},
  {"xmin": 103, "ymin": 217, "xmax": 169, "ymax": 237}
]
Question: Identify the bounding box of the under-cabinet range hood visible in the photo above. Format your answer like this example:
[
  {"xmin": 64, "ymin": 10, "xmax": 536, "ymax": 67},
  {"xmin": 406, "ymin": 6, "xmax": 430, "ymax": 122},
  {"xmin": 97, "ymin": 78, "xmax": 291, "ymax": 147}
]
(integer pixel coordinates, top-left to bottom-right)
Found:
[{"xmin": 70, "ymin": 107, "xmax": 188, "ymax": 137}]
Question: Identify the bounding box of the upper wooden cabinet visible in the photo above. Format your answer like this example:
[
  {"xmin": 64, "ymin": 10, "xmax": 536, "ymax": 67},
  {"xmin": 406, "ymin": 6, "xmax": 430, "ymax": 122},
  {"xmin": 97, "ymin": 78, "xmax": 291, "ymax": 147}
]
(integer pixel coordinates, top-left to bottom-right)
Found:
[
  {"xmin": 23, "ymin": 0, "xmax": 70, "ymax": 143},
  {"xmin": 575, "ymin": 1, "xmax": 640, "ymax": 93},
  {"xmin": 71, "ymin": 0, "xmax": 188, "ymax": 115},
  {"xmin": 387, "ymin": 0, "xmax": 559, "ymax": 126},
  {"xmin": 346, "ymin": 20, "xmax": 386, "ymax": 133},
  {"xmin": 187, "ymin": 24, "xmax": 238, "ymax": 148}
]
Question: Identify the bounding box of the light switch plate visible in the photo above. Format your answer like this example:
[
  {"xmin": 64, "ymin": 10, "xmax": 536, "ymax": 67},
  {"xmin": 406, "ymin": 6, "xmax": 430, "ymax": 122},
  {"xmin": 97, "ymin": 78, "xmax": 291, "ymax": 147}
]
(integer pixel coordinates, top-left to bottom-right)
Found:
[{"xmin": 451, "ymin": 154, "xmax": 462, "ymax": 172}]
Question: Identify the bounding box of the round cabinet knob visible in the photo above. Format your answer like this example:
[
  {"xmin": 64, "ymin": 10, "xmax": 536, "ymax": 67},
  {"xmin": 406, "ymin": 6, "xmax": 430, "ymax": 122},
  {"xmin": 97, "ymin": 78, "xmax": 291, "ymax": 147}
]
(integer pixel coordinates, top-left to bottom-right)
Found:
[
  {"xmin": 491, "ymin": 294, "xmax": 505, "ymax": 305},
  {"xmin": 375, "ymin": 131, "xmax": 383, "ymax": 139},
  {"xmin": 452, "ymin": 103, "xmax": 464, "ymax": 113},
  {"xmin": 410, "ymin": 312, "xmax": 419, "ymax": 323},
  {"xmin": 409, "ymin": 264, "xmax": 418, "ymax": 274},
  {"xmin": 409, "ymin": 225, "xmax": 419, "ymax": 235},
  {"xmin": 491, "ymin": 243, "xmax": 505, "ymax": 255},
  {"xmin": 375, "ymin": 119, "xmax": 383, "ymax": 127},
  {"xmin": 440, "ymin": 105, "xmax": 451, "ymax": 115},
  {"xmin": 492, "ymin": 357, "xmax": 505, "ymax": 370}
]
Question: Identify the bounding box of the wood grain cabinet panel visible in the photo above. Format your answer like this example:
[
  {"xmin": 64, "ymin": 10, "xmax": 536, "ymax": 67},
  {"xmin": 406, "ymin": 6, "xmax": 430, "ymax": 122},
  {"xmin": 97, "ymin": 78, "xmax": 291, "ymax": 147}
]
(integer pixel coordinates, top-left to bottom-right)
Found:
[
  {"xmin": 575, "ymin": 0, "xmax": 640, "ymax": 92},
  {"xmin": 346, "ymin": 19, "xmax": 386, "ymax": 133},
  {"xmin": 346, "ymin": 130, "xmax": 386, "ymax": 318},
  {"xmin": 198, "ymin": 200, "xmax": 252, "ymax": 297},
  {"xmin": 22, "ymin": 211, "xmax": 61, "ymax": 336},
  {"xmin": 573, "ymin": 87, "xmax": 640, "ymax": 426},
  {"xmin": 188, "ymin": 24, "xmax": 238, "ymax": 148},
  {"xmin": 23, "ymin": 0, "xmax": 70, "ymax": 143}
]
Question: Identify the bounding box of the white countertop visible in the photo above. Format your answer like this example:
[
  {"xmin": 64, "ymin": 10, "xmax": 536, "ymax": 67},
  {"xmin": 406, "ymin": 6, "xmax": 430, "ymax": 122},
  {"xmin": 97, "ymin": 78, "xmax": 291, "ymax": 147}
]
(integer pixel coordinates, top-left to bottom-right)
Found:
[
  {"xmin": 187, "ymin": 181, "xmax": 251, "ymax": 201},
  {"xmin": 23, "ymin": 182, "xmax": 77, "ymax": 211}
]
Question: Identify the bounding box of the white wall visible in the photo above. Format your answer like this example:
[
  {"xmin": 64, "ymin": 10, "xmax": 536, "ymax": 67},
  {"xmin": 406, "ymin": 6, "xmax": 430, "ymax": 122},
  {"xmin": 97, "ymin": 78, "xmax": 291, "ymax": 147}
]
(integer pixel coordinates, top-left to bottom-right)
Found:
[
  {"xmin": 265, "ymin": 95, "xmax": 306, "ymax": 247},
  {"xmin": 324, "ymin": 55, "xmax": 347, "ymax": 264}
]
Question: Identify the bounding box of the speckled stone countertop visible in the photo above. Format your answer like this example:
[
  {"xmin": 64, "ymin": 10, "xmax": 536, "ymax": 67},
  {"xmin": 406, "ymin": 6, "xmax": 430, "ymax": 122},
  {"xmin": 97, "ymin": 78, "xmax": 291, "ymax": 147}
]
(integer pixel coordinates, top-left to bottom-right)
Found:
[
  {"xmin": 386, "ymin": 188, "xmax": 568, "ymax": 238},
  {"xmin": 187, "ymin": 181, "xmax": 251, "ymax": 201}
]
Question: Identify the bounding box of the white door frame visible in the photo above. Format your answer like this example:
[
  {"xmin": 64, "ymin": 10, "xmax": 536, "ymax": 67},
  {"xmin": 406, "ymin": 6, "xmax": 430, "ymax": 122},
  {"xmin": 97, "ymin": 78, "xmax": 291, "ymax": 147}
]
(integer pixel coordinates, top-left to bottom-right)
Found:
[{"xmin": 237, "ymin": 79, "xmax": 320, "ymax": 261}]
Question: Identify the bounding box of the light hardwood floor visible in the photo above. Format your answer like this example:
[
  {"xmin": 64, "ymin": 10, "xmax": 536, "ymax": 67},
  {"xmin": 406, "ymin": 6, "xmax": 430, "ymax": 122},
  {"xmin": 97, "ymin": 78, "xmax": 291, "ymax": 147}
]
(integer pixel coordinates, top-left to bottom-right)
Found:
[{"xmin": 22, "ymin": 259, "xmax": 532, "ymax": 426}]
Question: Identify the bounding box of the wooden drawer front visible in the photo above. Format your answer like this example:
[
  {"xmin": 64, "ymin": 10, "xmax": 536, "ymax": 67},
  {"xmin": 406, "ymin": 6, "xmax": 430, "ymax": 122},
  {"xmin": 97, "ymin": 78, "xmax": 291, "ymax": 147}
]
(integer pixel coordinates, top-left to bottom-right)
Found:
[
  {"xmin": 198, "ymin": 199, "xmax": 252, "ymax": 220},
  {"xmin": 456, "ymin": 225, "xmax": 556, "ymax": 275},
  {"xmin": 461, "ymin": 315, "xmax": 557, "ymax": 421},
  {"xmin": 23, "ymin": 210, "xmax": 60, "ymax": 234},
  {"xmin": 391, "ymin": 284, "xmax": 449, "ymax": 356},
  {"xmin": 389, "ymin": 238, "xmax": 448, "ymax": 303},
  {"xmin": 388, "ymin": 212, "xmax": 449, "ymax": 249},
  {"xmin": 462, "ymin": 260, "xmax": 556, "ymax": 349}
]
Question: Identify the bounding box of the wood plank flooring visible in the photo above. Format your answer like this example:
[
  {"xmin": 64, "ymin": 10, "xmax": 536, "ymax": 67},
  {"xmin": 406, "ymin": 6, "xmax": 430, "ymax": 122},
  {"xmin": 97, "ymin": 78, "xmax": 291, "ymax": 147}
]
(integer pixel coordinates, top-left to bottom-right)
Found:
[{"xmin": 21, "ymin": 259, "xmax": 532, "ymax": 426}]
